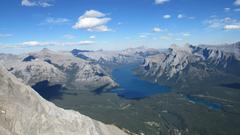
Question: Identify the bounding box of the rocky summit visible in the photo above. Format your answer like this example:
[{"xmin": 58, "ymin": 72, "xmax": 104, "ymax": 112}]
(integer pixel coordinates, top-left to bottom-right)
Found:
[{"xmin": 0, "ymin": 65, "xmax": 127, "ymax": 135}]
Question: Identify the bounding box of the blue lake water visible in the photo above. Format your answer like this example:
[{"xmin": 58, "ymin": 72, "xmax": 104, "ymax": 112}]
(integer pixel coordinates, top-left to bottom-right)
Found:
[
  {"xmin": 111, "ymin": 64, "xmax": 170, "ymax": 99},
  {"xmin": 186, "ymin": 95, "xmax": 222, "ymax": 111}
]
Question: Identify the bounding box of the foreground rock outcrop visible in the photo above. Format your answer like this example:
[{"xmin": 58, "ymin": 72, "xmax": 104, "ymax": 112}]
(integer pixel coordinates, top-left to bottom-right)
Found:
[{"xmin": 0, "ymin": 65, "xmax": 127, "ymax": 135}]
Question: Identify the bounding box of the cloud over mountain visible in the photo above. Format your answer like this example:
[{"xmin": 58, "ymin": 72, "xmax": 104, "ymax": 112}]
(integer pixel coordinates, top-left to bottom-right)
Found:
[{"xmin": 73, "ymin": 10, "xmax": 111, "ymax": 32}]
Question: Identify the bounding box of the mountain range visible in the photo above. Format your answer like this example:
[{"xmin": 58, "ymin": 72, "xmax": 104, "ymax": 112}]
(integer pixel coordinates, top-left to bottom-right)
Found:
[
  {"xmin": 136, "ymin": 42, "xmax": 240, "ymax": 84},
  {"xmin": 71, "ymin": 47, "xmax": 160, "ymax": 65},
  {"xmin": 0, "ymin": 42, "xmax": 240, "ymax": 135},
  {"xmin": 0, "ymin": 48, "xmax": 117, "ymax": 91}
]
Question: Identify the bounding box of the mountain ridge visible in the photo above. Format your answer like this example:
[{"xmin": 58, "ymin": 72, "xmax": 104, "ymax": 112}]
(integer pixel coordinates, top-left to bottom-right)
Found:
[
  {"xmin": 136, "ymin": 42, "xmax": 240, "ymax": 84},
  {"xmin": 0, "ymin": 49, "xmax": 117, "ymax": 91}
]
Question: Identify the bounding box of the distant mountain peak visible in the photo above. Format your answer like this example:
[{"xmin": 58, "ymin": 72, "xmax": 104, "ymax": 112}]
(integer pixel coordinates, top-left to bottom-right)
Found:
[
  {"xmin": 169, "ymin": 44, "xmax": 193, "ymax": 54},
  {"xmin": 40, "ymin": 48, "xmax": 52, "ymax": 53}
]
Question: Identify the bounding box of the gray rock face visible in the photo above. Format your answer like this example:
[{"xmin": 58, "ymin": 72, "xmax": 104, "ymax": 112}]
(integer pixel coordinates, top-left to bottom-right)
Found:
[
  {"xmin": 0, "ymin": 49, "xmax": 117, "ymax": 90},
  {"xmin": 138, "ymin": 42, "xmax": 240, "ymax": 83},
  {"xmin": 0, "ymin": 65, "xmax": 127, "ymax": 135},
  {"xmin": 73, "ymin": 47, "xmax": 160, "ymax": 65},
  {"xmin": 199, "ymin": 41, "xmax": 240, "ymax": 60},
  {"xmin": 12, "ymin": 60, "xmax": 66, "ymax": 86}
]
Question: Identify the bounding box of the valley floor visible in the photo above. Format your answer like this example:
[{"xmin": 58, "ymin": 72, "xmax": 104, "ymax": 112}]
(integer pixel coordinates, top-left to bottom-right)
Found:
[{"xmin": 37, "ymin": 64, "xmax": 240, "ymax": 135}]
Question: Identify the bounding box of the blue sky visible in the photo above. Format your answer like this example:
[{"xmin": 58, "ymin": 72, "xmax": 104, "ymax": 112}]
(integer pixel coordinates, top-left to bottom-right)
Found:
[{"xmin": 0, "ymin": 0, "xmax": 240, "ymax": 53}]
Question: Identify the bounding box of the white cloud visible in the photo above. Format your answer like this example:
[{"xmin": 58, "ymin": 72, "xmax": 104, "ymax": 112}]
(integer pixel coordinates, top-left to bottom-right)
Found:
[
  {"xmin": 160, "ymin": 36, "xmax": 171, "ymax": 40},
  {"xmin": 0, "ymin": 45, "xmax": 19, "ymax": 49},
  {"xmin": 20, "ymin": 40, "xmax": 94, "ymax": 47},
  {"xmin": 0, "ymin": 33, "xmax": 12, "ymax": 38},
  {"xmin": 117, "ymin": 22, "xmax": 123, "ymax": 25},
  {"xmin": 177, "ymin": 14, "xmax": 195, "ymax": 19},
  {"xmin": 182, "ymin": 33, "xmax": 191, "ymax": 37},
  {"xmin": 22, "ymin": 41, "xmax": 42, "ymax": 46},
  {"xmin": 89, "ymin": 35, "xmax": 96, "ymax": 39},
  {"xmin": 73, "ymin": 40, "xmax": 94, "ymax": 45},
  {"xmin": 73, "ymin": 10, "xmax": 111, "ymax": 32},
  {"xmin": 22, "ymin": 0, "xmax": 36, "ymax": 6},
  {"xmin": 224, "ymin": 25, "xmax": 240, "ymax": 30},
  {"xmin": 153, "ymin": 27, "xmax": 162, "ymax": 32},
  {"xmin": 225, "ymin": 8, "xmax": 231, "ymax": 12},
  {"xmin": 163, "ymin": 14, "xmax": 171, "ymax": 19},
  {"xmin": 88, "ymin": 25, "xmax": 110, "ymax": 32},
  {"xmin": 139, "ymin": 33, "xmax": 152, "ymax": 38},
  {"xmin": 155, "ymin": 0, "xmax": 170, "ymax": 5},
  {"xmin": 81, "ymin": 10, "xmax": 106, "ymax": 18},
  {"xmin": 21, "ymin": 0, "xmax": 53, "ymax": 7},
  {"xmin": 235, "ymin": 0, "xmax": 240, "ymax": 6},
  {"xmin": 139, "ymin": 35, "xmax": 147, "ymax": 38},
  {"xmin": 177, "ymin": 14, "xmax": 184, "ymax": 19},
  {"xmin": 204, "ymin": 17, "xmax": 240, "ymax": 30}
]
